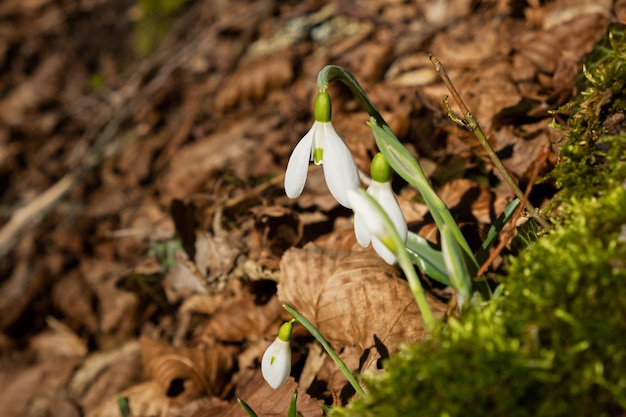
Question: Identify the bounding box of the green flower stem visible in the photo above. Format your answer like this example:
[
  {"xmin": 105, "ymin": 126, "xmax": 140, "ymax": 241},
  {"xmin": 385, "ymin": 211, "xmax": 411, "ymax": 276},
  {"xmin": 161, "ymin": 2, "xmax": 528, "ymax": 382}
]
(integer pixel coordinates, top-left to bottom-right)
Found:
[
  {"xmin": 317, "ymin": 64, "xmax": 492, "ymax": 301},
  {"xmin": 428, "ymin": 53, "xmax": 551, "ymax": 230},
  {"xmin": 317, "ymin": 65, "xmax": 384, "ymax": 126},
  {"xmin": 283, "ymin": 303, "xmax": 366, "ymax": 396},
  {"xmin": 397, "ymin": 245, "xmax": 437, "ymax": 331}
]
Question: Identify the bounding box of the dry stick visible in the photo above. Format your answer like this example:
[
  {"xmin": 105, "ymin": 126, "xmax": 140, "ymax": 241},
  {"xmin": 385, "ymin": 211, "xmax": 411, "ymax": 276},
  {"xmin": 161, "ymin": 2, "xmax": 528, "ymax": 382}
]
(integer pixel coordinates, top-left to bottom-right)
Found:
[
  {"xmin": 476, "ymin": 143, "xmax": 552, "ymax": 276},
  {"xmin": 428, "ymin": 53, "xmax": 551, "ymax": 230}
]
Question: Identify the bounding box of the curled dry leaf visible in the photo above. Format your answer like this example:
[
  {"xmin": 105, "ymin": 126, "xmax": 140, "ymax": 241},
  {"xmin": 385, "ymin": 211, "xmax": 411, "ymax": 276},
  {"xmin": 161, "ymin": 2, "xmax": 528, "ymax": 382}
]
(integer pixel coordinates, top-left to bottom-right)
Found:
[{"xmin": 140, "ymin": 335, "xmax": 236, "ymax": 401}]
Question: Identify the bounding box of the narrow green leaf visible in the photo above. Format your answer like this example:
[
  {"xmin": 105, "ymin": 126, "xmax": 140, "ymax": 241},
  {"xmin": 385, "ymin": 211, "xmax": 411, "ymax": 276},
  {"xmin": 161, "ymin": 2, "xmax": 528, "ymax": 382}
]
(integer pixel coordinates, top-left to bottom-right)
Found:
[
  {"xmin": 117, "ymin": 396, "xmax": 130, "ymax": 417},
  {"xmin": 475, "ymin": 198, "xmax": 520, "ymax": 264},
  {"xmin": 288, "ymin": 390, "xmax": 298, "ymax": 417},
  {"xmin": 405, "ymin": 231, "xmax": 450, "ymax": 286},
  {"xmin": 440, "ymin": 224, "xmax": 472, "ymax": 308},
  {"xmin": 283, "ymin": 303, "xmax": 366, "ymax": 396},
  {"xmin": 237, "ymin": 398, "xmax": 259, "ymax": 417}
]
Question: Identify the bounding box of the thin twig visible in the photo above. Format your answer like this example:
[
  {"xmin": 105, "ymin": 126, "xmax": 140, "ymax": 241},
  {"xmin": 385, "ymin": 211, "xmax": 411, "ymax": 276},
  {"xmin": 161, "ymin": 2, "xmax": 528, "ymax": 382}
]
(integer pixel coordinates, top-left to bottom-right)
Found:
[{"xmin": 429, "ymin": 53, "xmax": 551, "ymax": 230}]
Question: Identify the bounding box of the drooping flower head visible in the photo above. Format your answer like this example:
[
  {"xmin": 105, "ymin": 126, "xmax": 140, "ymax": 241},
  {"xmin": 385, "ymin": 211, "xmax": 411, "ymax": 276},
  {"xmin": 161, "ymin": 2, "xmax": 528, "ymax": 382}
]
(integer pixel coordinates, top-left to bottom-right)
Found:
[
  {"xmin": 352, "ymin": 154, "xmax": 407, "ymax": 264},
  {"xmin": 261, "ymin": 320, "xmax": 293, "ymax": 389},
  {"xmin": 284, "ymin": 91, "xmax": 360, "ymax": 208}
]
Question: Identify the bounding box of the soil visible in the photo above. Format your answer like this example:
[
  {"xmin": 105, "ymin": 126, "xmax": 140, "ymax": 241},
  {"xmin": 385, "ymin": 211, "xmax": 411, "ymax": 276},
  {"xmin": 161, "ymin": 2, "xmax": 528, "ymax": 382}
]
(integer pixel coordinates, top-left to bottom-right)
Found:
[{"xmin": 0, "ymin": 1, "xmax": 621, "ymax": 416}]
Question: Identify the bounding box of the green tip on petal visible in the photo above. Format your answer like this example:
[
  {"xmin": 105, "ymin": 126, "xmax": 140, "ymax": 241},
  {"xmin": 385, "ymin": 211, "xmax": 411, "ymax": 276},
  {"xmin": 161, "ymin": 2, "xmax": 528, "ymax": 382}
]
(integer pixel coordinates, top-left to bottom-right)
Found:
[
  {"xmin": 277, "ymin": 320, "xmax": 293, "ymax": 342},
  {"xmin": 370, "ymin": 153, "xmax": 392, "ymax": 183},
  {"xmin": 313, "ymin": 147, "xmax": 324, "ymax": 164},
  {"xmin": 380, "ymin": 235, "xmax": 397, "ymax": 254},
  {"xmin": 313, "ymin": 91, "xmax": 332, "ymax": 122}
]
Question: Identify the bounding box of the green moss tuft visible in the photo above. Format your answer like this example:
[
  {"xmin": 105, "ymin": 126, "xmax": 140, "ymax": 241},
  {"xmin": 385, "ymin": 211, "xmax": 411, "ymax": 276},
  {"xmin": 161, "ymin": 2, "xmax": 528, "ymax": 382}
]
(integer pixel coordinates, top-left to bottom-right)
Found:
[{"xmin": 550, "ymin": 23, "xmax": 626, "ymax": 204}]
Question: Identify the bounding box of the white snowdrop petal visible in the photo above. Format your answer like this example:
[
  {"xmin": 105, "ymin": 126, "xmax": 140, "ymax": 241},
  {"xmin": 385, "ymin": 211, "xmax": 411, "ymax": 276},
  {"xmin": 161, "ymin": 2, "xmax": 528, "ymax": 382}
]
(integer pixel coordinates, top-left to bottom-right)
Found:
[
  {"xmin": 353, "ymin": 212, "xmax": 372, "ymax": 247},
  {"xmin": 373, "ymin": 181, "xmax": 408, "ymax": 242},
  {"xmin": 321, "ymin": 123, "xmax": 360, "ymax": 208},
  {"xmin": 284, "ymin": 128, "xmax": 314, "ymax": 199},
  {"xmin": 347, "ymin": 189, "xmax": 388, "ymax": 238},
  {"xmin": 261, "ymin": 338, "xmax": 291, "ymax": 389}
]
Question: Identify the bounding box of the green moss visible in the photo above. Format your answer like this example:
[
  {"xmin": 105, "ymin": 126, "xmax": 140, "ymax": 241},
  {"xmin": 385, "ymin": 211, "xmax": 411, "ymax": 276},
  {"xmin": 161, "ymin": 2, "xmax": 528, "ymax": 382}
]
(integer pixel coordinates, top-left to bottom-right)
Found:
[{"xmin": 550, "ymin": 23, "xmax": 626, "ymax": 204}]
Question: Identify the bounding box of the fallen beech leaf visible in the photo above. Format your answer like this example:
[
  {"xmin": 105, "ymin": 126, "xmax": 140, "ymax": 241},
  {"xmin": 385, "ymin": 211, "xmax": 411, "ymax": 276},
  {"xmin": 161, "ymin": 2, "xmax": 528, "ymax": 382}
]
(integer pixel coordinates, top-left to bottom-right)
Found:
[
  {"xmin": 279, "ymin": 247, "xmax": 446, "ymax": 356},
  {"xmin": 315, "ymin": 252, "xmax": 445, "ymax": 353},
  {"xmin": 195, "ymin": 230, "xmax": 243, "ymax": 282},
  {"xmin": 278, "ymin": 245, "xmax": 352, "ymax": 322},
  {"xmin": 215, "ymin": 51, "xmax": 293, "ymax": 111},
  {"xmin": 141, "ymin": 336, "xmax": 235, "ymax": 401},
  {"xmin": 248, "ymin": 205, "xmax": 303, "ymax": 270},
  {"xmin": 30, "ymin": 316, "xmax": 87, "ymax": 359},
  {"xmin": 201, "ymin": 292, "xmax": 284, "ymax": 343}
]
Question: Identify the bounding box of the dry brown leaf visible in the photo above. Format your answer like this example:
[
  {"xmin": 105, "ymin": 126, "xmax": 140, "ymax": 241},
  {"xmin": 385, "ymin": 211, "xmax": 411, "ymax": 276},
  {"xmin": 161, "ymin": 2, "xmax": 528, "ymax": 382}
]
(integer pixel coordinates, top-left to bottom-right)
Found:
[
  {"xmin": 222, "ymin": 370, "xmax": 322, "ymax": 417},
  {"xmin": 141, "ymin": 335, "xmax": 235, "ymax": 401},
  {"xmin": 215, "ymin": 50, "xmax": 293, "ymax": 111},
  {"xmin": 29, "ymin": 316, "xmax": 88, "ymax": 360},
  {"xmin": 248, "ymin": 205, "xmax": 303, "ymax": 270},
  {"xmin": 278, "ymin": 245, "xmax": 352, "ymax": 322},
  {"xmin": 69, "ymin": 341, "xmax": 142, "ymax": 413},
  {"xmin": 513, "ymin": 12, "xmax": 611, "ymax": 83},
  {"xmin": 279, "ymin": 246, "xmax": 446, "ymax": 356},
  {"xmin": 51, "ymin": 270, "xmax": 98, "ymax": 333},
  {"xmin": 159, "ymin": 115, "xmax": 285, "ymax": 200},
  {"xmin": 163, "ymin": 262, "xmax": 208, "ymax": 304},
  {"xmin": 315, "ymin": 252, "xmax": 445, "ymax": 353},
  {"xmin": 195, "ymin": 230, "xmax": 243, "ymax": 282},
  {"xmin": 0, "ymin": 359, "xmax": 80, "ymax": 417},
  {"xmin": 201, "ymin": 292, "xmax": 284, "ymax": 343},
  {"xmin": 87, "ymin": 380, "xmax": 223, "ymax": 417}
]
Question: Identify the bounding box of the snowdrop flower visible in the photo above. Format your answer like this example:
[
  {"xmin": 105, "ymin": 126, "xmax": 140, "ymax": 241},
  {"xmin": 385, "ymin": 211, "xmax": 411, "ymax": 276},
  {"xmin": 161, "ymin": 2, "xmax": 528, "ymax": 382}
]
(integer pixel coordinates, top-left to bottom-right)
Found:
[
  {"xmin": 261, "ymin": 320, "xmax": 293, "ymax": 389},
  {"xmin": 351, "ymin": 154, "xmax": 407, "ymax": 265},
  {"xmin": 284, "ymin": 91, "xmax": 360, "ymax": 208}
]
